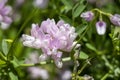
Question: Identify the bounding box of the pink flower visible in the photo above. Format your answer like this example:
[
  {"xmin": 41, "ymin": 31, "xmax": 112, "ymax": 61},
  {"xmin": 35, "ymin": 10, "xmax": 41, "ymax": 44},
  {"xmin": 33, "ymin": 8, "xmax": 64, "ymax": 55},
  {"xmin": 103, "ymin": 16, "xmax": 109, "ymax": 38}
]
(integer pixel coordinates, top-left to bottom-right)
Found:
[
  {"xmin": 25, "ymin": 52, "xmax": 49, "ymax": 79},
  {"xmin": 28, "ymin": 67, "xmax": 49, "ymax": 79},
  {"xmin": 110, "ymin": 14, "xmax": 120, "ymax": 26},
  {"xmin": 62, "ymin": 70, "xmax": 72, "ymax": 80},
  {"xmin": 22, "ymin": 19, "xmax": 77, "ymax": 68},
  {"xmin": 0, "ymin": 0, "xmax": 12, "ymax": 29},
  {"xmin": 33, "ymin": 0, "xmax": 49, "ymax": 9},
  {"xmin": 80, "ymin": 11, "xmax": 94, "ymax": 21}
]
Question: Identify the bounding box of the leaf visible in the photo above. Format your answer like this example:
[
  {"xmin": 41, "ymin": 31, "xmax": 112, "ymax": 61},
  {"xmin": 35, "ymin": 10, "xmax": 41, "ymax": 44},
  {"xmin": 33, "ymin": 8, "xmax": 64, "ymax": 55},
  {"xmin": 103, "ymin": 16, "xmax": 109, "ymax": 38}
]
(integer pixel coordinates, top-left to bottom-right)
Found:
[
  {"xmin": 79, "ymin": 51, "xmax": 89, "ymax": 59},
  {"xmin": 86, "ymin": 43, "xmax": 97, "ymax": 52},
  {"xmin": 9, "ymin": 72, "xmax": 18, "ymax": 80},
  {"xmin": 5, "ymin": 39, "xmax": 13, "ymax": 43},
  {"xmin": 59, "ymin": 15, "xmax": 72, "ymax": 25},
  {"xmin": 0, "ymin": 51, "xmax": 7, "ymax": 61},
  {"xmin": 10, "ymin": 56, "xmax": 20, "ymax": 68},
  {"xmin": 76, "ymin": 24, "xmax": 87, "ymax": 36},
  {"xmin": 61, "ymin": 0, "xmax": 73, "ymax": 11},
  {"xmin": 0, "ymin": 59, "xmax": 6, "ymax": 65},
  {"xmin": 73, "ymin": 0, "xmax": 87, "ymax": 18},
  {"xmin": 2, "ymin": 39, "xmax": 9, "ymax": 55}
]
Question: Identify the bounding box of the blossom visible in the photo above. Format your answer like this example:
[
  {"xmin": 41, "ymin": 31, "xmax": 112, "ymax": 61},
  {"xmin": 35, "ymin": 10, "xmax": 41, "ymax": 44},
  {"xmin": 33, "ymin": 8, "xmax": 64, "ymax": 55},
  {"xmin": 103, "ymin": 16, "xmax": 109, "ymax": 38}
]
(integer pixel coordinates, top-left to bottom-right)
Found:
[
  {"xmin": 0, "ymin": 0, "xmax": 12, "ymax": 29},
  {"xmin": 96, "ymin": 21, "xmax": 106, "ymax": 35},
  {"xmin": 80, "ymin": 11, "xmax": 94, "ymax": 21},
  {"xmin": 33, "ymin": 0, "xmax": 49, "ymax": 9},
  {"xmin": 87, "ymin": 0, "xmax": 111, "ymax": 8},
  {"xmin": 110, "ymin": 14, "xmax": 120, "ymax": 26},
  {"xmin": 28, "ymin": 67, "xmax": 49, "ymax": 79},
  {"xmin": 25, "ymin": 52, "xmax": 49, "ymax": 79},
  {"xmin": 15, "ymin": 0, "xmax": 24, "ymax": 6},
  {"xmin": 22, "ymin": 19, "xmax": 77, "ymax": 68},
  {"xmin": 61, "ymin": 70, "xmax": 72, "ymax": 80}
]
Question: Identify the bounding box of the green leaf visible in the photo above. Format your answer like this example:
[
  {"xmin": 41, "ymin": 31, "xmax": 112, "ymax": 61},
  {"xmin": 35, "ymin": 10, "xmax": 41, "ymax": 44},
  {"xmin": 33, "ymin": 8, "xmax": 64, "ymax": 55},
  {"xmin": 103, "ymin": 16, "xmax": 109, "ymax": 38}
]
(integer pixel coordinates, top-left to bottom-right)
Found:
[
  {"xmin": 61, "ymin": 0, "xmax": 73, "ymax": 11},
  {"xmin": 73, "ymin": 0, "xmax": 87, "ymax": 18},
  {"xmin": 5, "ymin": 39, "xmax": 13, "ymax": 43},
  {"xmin": 86, "ymin": 43, "xmax": 97, "ymax": 52},
  {"xmin": 0, "ymin": 51, "xmax": 7, "ymax": 61},
  {"xmin": 76, "ymin": 24, "xmax": 87, "ymax": 36},
  {"xmin": 9, "ymin": 72, "xmax": 18, "ymax": 80},
  {"xmin": 59, "ymin": 15, "xmax": 72, "ymax": 25},
  {"xmin": 10, "ymin": 56, "xmax": 20, "ymax": 68},
  {"xmin": 0, "ymin": 59, "xmax": 6, "ymax": 65},
  {"xmin": 79, "ymin": 51, "xmax": 89, "ymax": 59},
  {"xmin": 2, "ymin": 39, "xmax": 9, "ymax": 55}
]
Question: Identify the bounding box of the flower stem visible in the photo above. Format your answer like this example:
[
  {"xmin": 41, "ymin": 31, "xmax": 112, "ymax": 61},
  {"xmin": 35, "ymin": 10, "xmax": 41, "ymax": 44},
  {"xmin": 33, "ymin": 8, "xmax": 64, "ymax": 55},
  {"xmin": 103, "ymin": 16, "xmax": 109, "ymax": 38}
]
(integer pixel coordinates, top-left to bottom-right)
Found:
[
  {"xmin": 101, "ymin": 70, "xmax": 112, "ymax": 80},
  {"xmin": 20, "ymin": 57, "xmax": 71, "ymax": 67},
  {"xmin": 7, "ymin": 8, "xmax": 38, "ymax": 61},
  {"xmin": 92, "ymin": 8, "xmax": 112, "ymax": 17},
  {"xmin": 72, "ymin": 22, "xmax": 90, "ymax": 50}
]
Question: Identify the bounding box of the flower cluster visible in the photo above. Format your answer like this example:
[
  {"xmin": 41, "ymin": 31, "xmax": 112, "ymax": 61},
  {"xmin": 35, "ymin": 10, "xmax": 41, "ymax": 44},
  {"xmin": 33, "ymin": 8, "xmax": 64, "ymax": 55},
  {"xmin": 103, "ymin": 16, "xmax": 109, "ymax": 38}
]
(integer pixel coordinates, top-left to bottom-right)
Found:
[
  {"xmin": 0, "ymin": 0, "xmax": 12, "ymax": 29},
  {"xmin": 81, "ymin": 11, "xmax": 120, "ymax": 35},
  {"xmin": 22, "ymin": 19, "xmax": 77, "ymax": 68}
]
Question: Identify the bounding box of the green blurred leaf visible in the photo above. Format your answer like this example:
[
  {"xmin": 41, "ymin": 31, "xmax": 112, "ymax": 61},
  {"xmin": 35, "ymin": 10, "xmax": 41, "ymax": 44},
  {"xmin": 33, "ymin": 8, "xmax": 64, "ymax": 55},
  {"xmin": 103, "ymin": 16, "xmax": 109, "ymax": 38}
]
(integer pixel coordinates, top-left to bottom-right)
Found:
[
  {"xmin": 9, "ymin": 72, "xmax": 18, "ymax": 80},
  {"xmin": 10, "ymin": 56, "xmax": 20, "ymax": 68},
  {"xmin": 61, "ymin": 0, "xmax": 73, "ymax": 11},
  {"xmin": 0, "ymin": 59, "xmax": 6, "ymax": 65},
  {"xmin": 79, "ymin": 51, "xmax": 89, "ymax": 59},
  {"xmin": 59, "ymin": 15, "xmax": 72, "ymax": 25},
  {"xmin": 0, "ymin": 51, "xmax": 7, "ymax": 61},
  {"xmin": 76, "ymin": 24, "xmax": 87, "ymax": 36},
  {"xmin": 86, "ymin": 43, "xmax": 97, "ymax": 52},
  {"xmin": 5, "ymin": 39, "xmax": 13, "ymax": 43},
  {"xmin": 73, "ymin": 0, "xmax": 87, "ymax": 18},
  {"xmin": 2, "ymin": 39, "xmax": 9, "ymax": 55}
]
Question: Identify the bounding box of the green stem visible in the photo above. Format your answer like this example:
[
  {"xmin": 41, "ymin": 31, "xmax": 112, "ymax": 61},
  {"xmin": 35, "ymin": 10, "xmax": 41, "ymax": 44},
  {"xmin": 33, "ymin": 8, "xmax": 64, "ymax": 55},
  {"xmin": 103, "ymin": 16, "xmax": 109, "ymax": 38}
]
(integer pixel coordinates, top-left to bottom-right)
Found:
[
  {"xmin": 20, "ymin": 57, "xmax": 71, "ymax": 67},
  {"xmin": 7, "ymin": 8, "xmax": 38, "ymax": 60},
  {"xmin": 77, "ymin": 62, "xmax": 88, "ymax": 75},
  {"xmin": 92, "ymin": 8, "xmax": 112, "ymax": 17},
  {"xmin": 101, "ymin": 70, "xmax": 111, "ymax": 80},
  {"xmin": 72, "ymin": 23, "xmax": 90, "ymax": 50},
  {"xmin": 102, "ymin": 55, "xmax": 113, "ymax": 70},
  {"xmin": 78, "ymin": 59, "xmax": 90, "ymax": 75}
]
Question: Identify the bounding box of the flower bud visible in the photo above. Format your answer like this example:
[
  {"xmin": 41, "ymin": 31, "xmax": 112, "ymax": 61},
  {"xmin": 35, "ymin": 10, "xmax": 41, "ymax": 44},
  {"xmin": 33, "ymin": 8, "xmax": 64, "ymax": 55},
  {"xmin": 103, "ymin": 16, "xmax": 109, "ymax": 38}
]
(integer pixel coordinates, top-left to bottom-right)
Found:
[
  {"xmin": 80, "ymin": 11, "xmax": 94, "ymax": 21},
  {"xmin": 110, "ymin": 14, "xmax": 120, "ymax": 26},
  {"xmin": 96, "ymin": 21, "xmax": 106, "ymax": 35}
]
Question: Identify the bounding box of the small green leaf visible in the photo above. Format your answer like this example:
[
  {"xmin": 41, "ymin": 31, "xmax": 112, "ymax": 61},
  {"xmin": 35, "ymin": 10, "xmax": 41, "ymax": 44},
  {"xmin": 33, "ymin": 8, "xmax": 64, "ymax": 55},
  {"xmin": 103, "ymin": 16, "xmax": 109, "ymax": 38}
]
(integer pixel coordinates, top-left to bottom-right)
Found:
[
  {"xmin": 73, "ymin": 0, "xmax": 87, "ymax": 18},
  {"xmin": 79, "ymin": 51, "xmax": 89, "ymax": 59},
  {"xmin": 59, "ymin": 15, "xmax": 72, "ymax": 25},
  {"xmin": 10, "ymin": 56, "xmax": 20, "ymax": 68},
  {"xmin": 0, "ymin": 59, "xmax": 6, "ymax": 65},
  {"xmin": 76, "ymin": 24, "xmax": 87, "ymax": 36},
  {"xmin": 5, "ymin": 39, "xmax": 13, "ymax": 43},
  {"xmin": 86, "ymin": 43, "xmax": 97, "ymax": 52},
  {"xmin": 9, "ymin": 72, "xmax": 18, "ymax": 80},
  {"xmin": 0, "ymin": 51, "xmax": 7, "ymax": 61},
  {"xmin": 2, "ymin": 39, "xmax": 9, "ymax": 55},
  {"xmin": 61, "ymin": 0, "xmax": 73, "ymax": 11}
]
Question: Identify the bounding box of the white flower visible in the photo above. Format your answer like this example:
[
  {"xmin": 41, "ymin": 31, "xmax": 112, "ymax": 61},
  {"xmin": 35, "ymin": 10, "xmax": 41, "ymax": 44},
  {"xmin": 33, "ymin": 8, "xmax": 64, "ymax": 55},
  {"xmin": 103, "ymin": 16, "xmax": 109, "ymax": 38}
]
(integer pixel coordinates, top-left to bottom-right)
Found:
[{"xmin": 96, "ymin": 21, "xmax": 106, "ymax": 35}]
